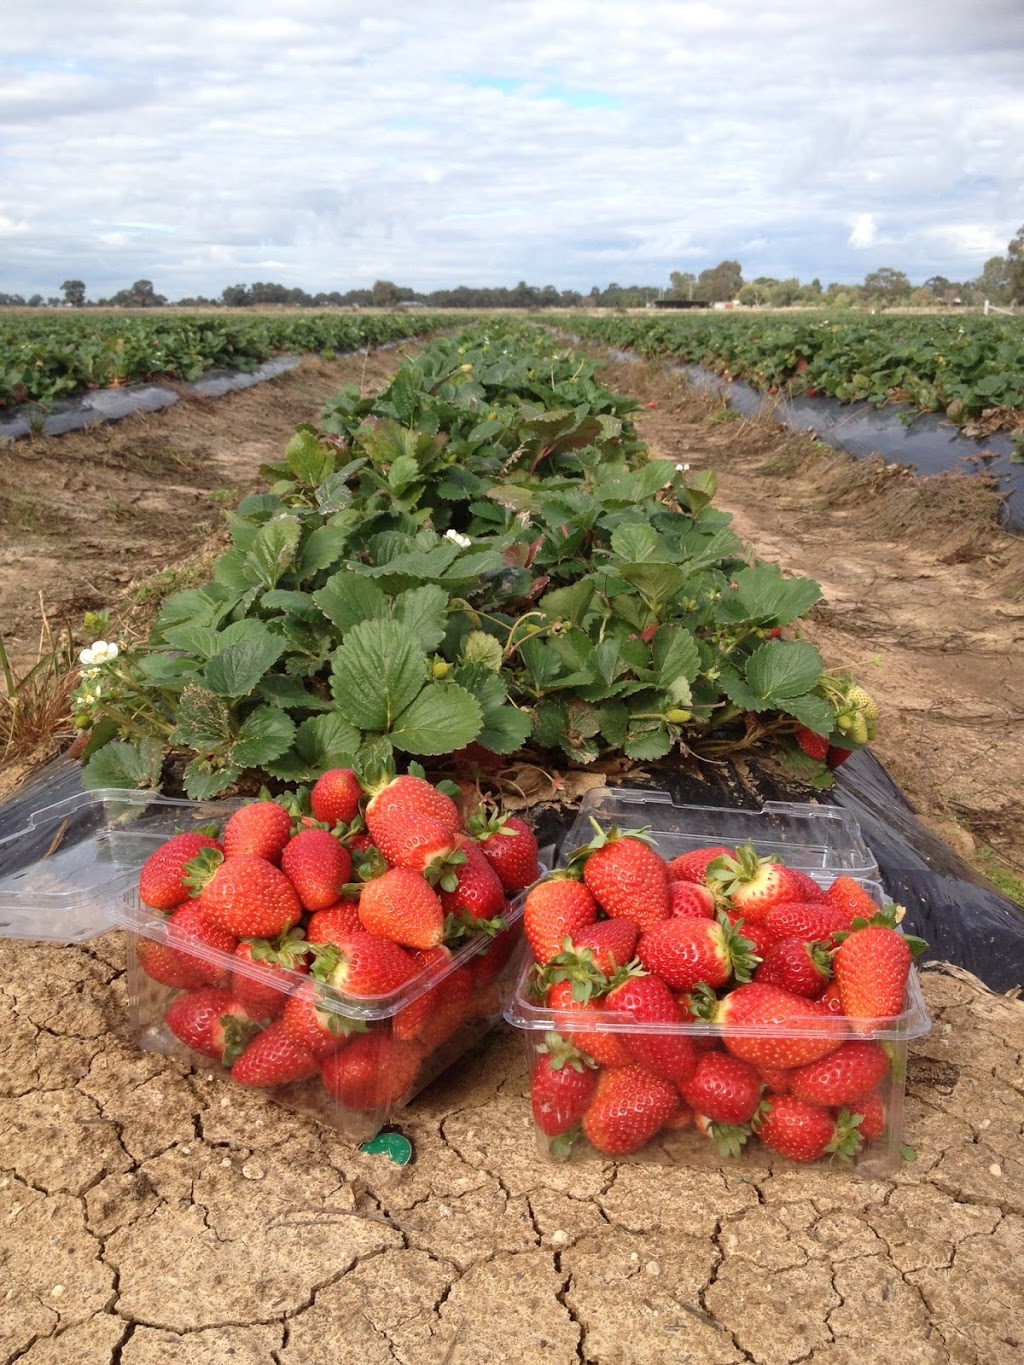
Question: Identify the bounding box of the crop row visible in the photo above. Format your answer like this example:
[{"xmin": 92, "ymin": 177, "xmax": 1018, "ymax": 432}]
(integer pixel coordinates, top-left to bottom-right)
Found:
[
  {"xmin": 74, "ymin": 322, "xmax": 878, "ymax": 799},
  {"xmin": 0, "ymin": 311, "xmax": 460, "ymax": 407},
  {"xmin": 554, "ymin": 312, "xmax": 1024, "ymax": 426}
]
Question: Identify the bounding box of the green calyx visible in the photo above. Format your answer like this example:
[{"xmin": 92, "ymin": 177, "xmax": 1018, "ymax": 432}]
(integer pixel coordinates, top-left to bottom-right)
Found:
[
  {"xmin": 182, "ymin": 846, "xmax": 225, "ymax": 897},
  {"xmin": 537, "ymin": 939, "xmax": 612, "ymax": 1004},
  {"xmin": 827, "ymin": 1110, "xmax": 865, "ymax": 1162},
  {"xmin": 690, "ymin": 981, "xmax": 722, "ymax": 1023},
  {"xmin": 219, "ymin": 1013, "xmax": 260, "ymax": 1068},
  {"xmin": 567, "ymin": 818, "xmax": 658, "ymax": 868},
  {"xmin": 716, "ymin": 909, "xmax": 762, "ymax": 983},
  {"xmin": 245, "ymin": 926, "xmax": 309, "ymax": 971},
  {"xmin": 705, "ymin": 841, "xmax": 776, "ymax": 899},
  {"xmin": 443, "ymin": 909, "xmax": 508, "ymax": 944},
  {"xmin": 536, "ymin": 1030, "xmax": 595, "ymax": 1073},
  {"xmin": 701, "ymin": 1119, "xmax": 753, "ymax": 1160}
]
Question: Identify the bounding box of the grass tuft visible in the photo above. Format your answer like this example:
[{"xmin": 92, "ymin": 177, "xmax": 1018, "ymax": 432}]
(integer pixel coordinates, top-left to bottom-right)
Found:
[{"xmin": 0, "ymin": 600, "xmax": 78, "ymax": 766}]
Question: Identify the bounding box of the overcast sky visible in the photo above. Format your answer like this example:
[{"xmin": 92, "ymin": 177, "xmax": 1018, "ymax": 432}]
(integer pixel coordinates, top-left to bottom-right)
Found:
[{"xmin": 3, "ymin": 1, "xmax": 1023, "ymax": 299}]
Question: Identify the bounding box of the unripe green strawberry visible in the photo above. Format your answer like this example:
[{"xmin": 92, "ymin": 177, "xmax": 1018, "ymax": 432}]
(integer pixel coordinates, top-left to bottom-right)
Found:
[{"xmin": 846, "ymin": 685, "xmax": 880, "ymax": 722}]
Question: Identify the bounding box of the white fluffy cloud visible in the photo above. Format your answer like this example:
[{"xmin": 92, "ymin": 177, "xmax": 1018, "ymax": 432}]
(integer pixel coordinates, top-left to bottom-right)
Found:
[{"xmin": 2, "ymin": 0, "xmax": 1023, "ymax": 297}]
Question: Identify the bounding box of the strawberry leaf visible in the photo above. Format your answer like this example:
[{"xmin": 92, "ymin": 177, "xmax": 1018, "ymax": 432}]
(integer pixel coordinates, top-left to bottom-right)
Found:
[
  {"xmin": 330, "ymin": 619, "xmax": 428, "ymax": 732},
  {"xmin": 389, "ymin": 681, "xmax": 483, "ymax": 754}
]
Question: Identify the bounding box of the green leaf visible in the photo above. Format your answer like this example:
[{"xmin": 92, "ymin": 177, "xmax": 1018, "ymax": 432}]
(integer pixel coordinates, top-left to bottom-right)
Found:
[
  {"xmin": 624, "ymin": 722, "xmax": 673, "ymax": 760},
  {"xmin": 203, "ymin": 626, "xmax": 287, "ymax": 698},
  {"xmin": 330, "ymin": 619, "xmax": 428, "ymax": 732},
  {"xmin": 285, "ymin": 426, "xmax": 334, "ymax": 486},
  {"xmin": 610, "ymin": 523, "xmax": 659, "ymax": 563},
  {"xmin": 598, "ymin": 701, "xmax": 630, "ymax": 747},
  {"xmin": 389, "ymin": 682, "xmax": 482, "ymax": 754},
  {"xmin": 315, "ymin": 470, "xmax": 355, "ymax": 514},
  {"xmin": 170, "ymin": 685, "xmax": 233, "ymax": 752},
  {"xmin": 618, "ymin": 562, "xmax": 689, "ymax": 603},
  {"xmin": 475, "ymin": 702, "xmax": 533, "ymax": 755},
  {"xmin": 312, "ymin": 572, "xmax": 388, "ymax": 632},
  {"xmin": 242, "ymin": 514, "xmax": 303, "ymax": 590},
  {"xmin": 392, "ymin": 584, "xmax": 449, "ymax": 652},
  {"xmin": 744, "ymin": 640, "xmax": 824, "ymax": 702},
  {"xmin": 295, "ymin": 525, "xmax": 352, "ymax": 578},
  {"xmin": 257, "ymin": 675, "xmax": 331, "ymax": 710},
  {"xmin": 539, "ymin": 578, "xmax": 595, "ymax": 625},
  {"xmin": 293, "ymin": 712, "xmax": 362, "ymax": 770},
  {"xmin": 462, "ymin": 630, "xmax": 504, "ymax": 672},
  {"xmin": 231, "ymin": 707, "xmax": 297, "ymax": 769},
  {"xmin": 780, "ymin": 694, "xmax": 836, "ymax": 733},
  {"xmin": 714, "ymin": 564, "xmax": 822, "ymax": 627},
  {"xmin": 260, "ymin": 589, "xmax": 320, "ymax": 619},
  {"xmin": 182, "ymin": 760, "xmax": 241, "ymax": 801},
  {"xmin": 81, "ymin": 738, "xmax": 164, "ymax": 791},
  {"xmin": 654, "ymin": 626, "xmax": 701, "ymax": 689},
  {"xmin": 159, "ymin": 624, "xmax": 223, "ymax": 659}
]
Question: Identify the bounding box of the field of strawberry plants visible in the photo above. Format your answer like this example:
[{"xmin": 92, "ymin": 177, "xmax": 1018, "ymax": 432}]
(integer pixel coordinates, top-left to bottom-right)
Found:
[
  {"xmin": 71, "ymin": 321, "xmax": 878, "ymax": 800},
  {"xmin": 0, "ymin": 310, "xmax": 456, "ymax": 407},
  {"xmin": 557, "ymin": 311, "xmax": 1024, "ymax": 428}
]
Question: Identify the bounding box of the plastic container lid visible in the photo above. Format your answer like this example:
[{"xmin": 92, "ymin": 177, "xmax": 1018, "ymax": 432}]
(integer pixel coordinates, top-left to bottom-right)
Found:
[{"xmin": 0, "ymin": 789, "xmax": 240, "ymax": 943}]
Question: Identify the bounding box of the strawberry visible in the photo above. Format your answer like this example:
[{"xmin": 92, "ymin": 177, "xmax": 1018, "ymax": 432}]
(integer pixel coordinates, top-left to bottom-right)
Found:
[
  {"xmin": 139, "ymin": 831, "xmax": 223, "ymax": 911},
  {"xmin": 231, "ymin": 928, "xmax": 310, "ymax": 1020},
  {"xmin": 470, "ymin": 812, "xmax": 541, "ymax": 893},
  {"xmin": 282, "ymin": 980, "xmax": 367, "ymax": 1059},
  {"xmin": 832, "ymin": 925, "xmax": 913, "ymax": 1027},
  {"xmin": 231, "ymin": 1020, "xmax": 320, "ymax": 1087},
  {"xmin": 309, "ymin": 768, "xmax": 363, "ymax": 827},
  {"xmin": 523, "ymin": 874, "xmax": 598, "ymax": 964},
  {"xmin": 577, "ymin": 825, "xmax": 670, "ymax": 931},
  {"xmin": 756, "ymin": 1094, "xmax": 862, "ymax": 1163},
  {"xmin": 757, "ymin": 1065, "xmax": 793, "ymax": 1095},
  {"xmin": 823, "ymin": 876, "xmax": 879, "ymax": 924},
  {"xmin": 826, "ymin": 745, "xmax": 853, "ymax": 770},
  {"xmin": 365, "ymin": 773, "xmax": 461, "ymax": 833},
  {"xmin": 468, "ymin": 920, "xmax": 520, "ymax": 990},
  {"xmin": 725, "ymin": 913, "xmax": 775, "ymax": 960},
  {"xmin": 680, "ymin": 1051, "xmax": 763, "ymax": 1125},
  {"xmin": 704, "ymin": 981, "xmax": 846, "ymax": 1068},
  {"xmin": 754, "ymin": 936, "xmax": 833, "ymax": 998},
  {"xmin": 438, "ymin": 835, "xmax": 506, "ymax": 925},
  {"xmin": 789, "ymin": 1041, "xmax": 889, "ymax": 1108},
  {"xmin": 365, "ymin": 808, "xmax": 461, "ymax": 879},
  {"xmin": 280, "ymin": 829, "xmax": 353, "ymax": 912},
  {"xmin": 394, "ymin": 946, "xmax": 457, "ymax": 1043},
  {"xmin": 546, "ymin": 978, "xmax": 633, "ymax": 1068},
  {"xmin": 165, "ymin": 987, "xmax": 257, "ymax": 1064},
  {"xmin": 558, "ymin": 918, "xmax": 639, "ymax": 977},
  {"xmin": 138, "ymin": 901, "xmax": 238, "ymax": 990},
  {"xmin": 706, "ymin": 844, "xmax": 824, "ymax": 922},
  {"xmin": 794, "ymin": 727, "xmax": 829, "ymax": 761},
  {"xmin": 186, "ymin": 852, "xmax": 302, "ymax": 939},
  {"xmin": 817, "ymin": 980, "xmax": 844, "ymax": 1014},
  {"xmin": 604, "ymin": 973, "xmax": 698, "ymax": 1086},
  {"xmin": 417, "ymin": 965, "xmax": 474, "ymax": 1052},
  {"xmin": 320, "ymin": 1032, "xmax": 422, "ymax": 1110},
  {"xmin": 636, "ymin": 912, "xmax": 758, "ymax": 992},
  {"xmin": 313, "ymin": 929, "xmax": 418, "ymax": 997},
  {"xmin": 305, "ymin": 900, "xmax": 363, "ymax": 944},
  {"xmin": 581, "ymin": 1065, "xmax": 678, "ymax": 1155},
  {"xmin": 222, "ymin": 799, "xmax": 292, "ymax": 864},
  {"xmin": 530, "ymin": 1032, "xmax": 599, "ymax": 1138},
  {"xmin": 357, "ymin": 867, "xmax": 445, "ymax": 950},
  {"xmin": 668, "ymin": 881, "xmax": 715, "ymax": 918},
  {"xmin": 848, "ymin": 1090, "xmax": 886, "ymax": 1142},
  {"xmin": 667, "ymin": 846, "xmax": 732, "ymax": 884},
  {"xmin": 762, "ymin": 902, "xmax": 850, "ymax": 946}
]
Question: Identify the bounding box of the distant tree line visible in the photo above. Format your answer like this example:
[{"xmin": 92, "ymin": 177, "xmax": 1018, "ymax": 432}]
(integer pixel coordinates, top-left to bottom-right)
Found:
[{"xmin": 1, "ymin": 226, "xmax": 1021, "ymax": 311}]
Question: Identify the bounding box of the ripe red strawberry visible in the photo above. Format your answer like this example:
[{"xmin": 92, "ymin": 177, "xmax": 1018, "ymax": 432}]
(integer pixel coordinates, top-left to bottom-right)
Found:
[
  {"xmin": 357, "ymin": 867, "xmax": 445, "ymax": 950},
  {"xmin": 667, "ymin": 846, "xmax": 732, "ymax": 884},
  {"xmin": 581, "ymin": 1065, "xmax": 678, "ymax": 1155},
  {"xmin": 439, "ymin": 836, "xmax": 506, "ymax": 924},
  {"xmin": 832, "ymin": 925, "xmax": 912, "ymax": 1028},
  {"xmin": 848, "ymin": 1090, "xmax": 886, "ymax": 1142},
  {"xmin": 320, "ymin": 1032, "xmax": 422, "ymax": 1110},
  {"xmin": 417, "ymin": 964, "xmax": 474, "ymax": 1052},
  {"xmin": 222, "ymin": 800, "xmax": 292, "ymax": 864},
  {"xmin": 546, "ymin": 979, "xmax": 633, "ymax": 1068},
  {"xmin": 394, "ymin": 946, "xmax": 455, "ymax": 1042},
  {"xmin": 636, "ymin": 913, "xmax": 758, "ymax": 992},
  {"xmin": 282, "ymin": 980, "xmax": 366, "ymax": 1059},
  {"xmin": 313, "ymin": 929, "xmax": 419, "ymax": 997},
  {"xmin": 137, "ymin": 901, "xmax": 239, "ymax": 990},
  {"xmin": 762, "ymin": 902, "xmax": 850, "ymax": 946},
  {"xmin": 706, "ymin": 982, "xmax": 846, "ymax": 1068},
  {"xmin": 281, "ymin": 829, "xmax": 352, "ymax": 912},
  {"xmin": 470, "ymin": 812, "xmax": 542, "ymax": 893},
  {"xmin": 231, "ymin": 928, "xmax": 310, "ymax": 1020},
  {"xmin": 725, "ymin": 913, "xmax": 775, "ymax": 960},
  {"xmin": 668, "ymin": 881, "xmax": 715, "ymax": 919},
  {"xmin": 754, "ymin": 936, "xmax": 833, "ymax": 998},
  {"xmin": 823, "ymin": 876, "xmax": 879, "ymax": 925},
  {"xmin": 187, "ymin": 852, "xmax": 302, "ymax": 939},
  {"xmin": 817, "ymin": 980, "xmax": 844, "ymax": 1014},
  {"xmin": 139, "ymin": 831, "xmax": 223, "ymax": 911},
  {"xmin": 756, "ymin": 1094, "xmax": 862, "ymax": 1163},
  {"xmin": 365, "ymin": 808, "xmax": 460, "ymax": 879},
  {"xmin": 680, "ymin": 1051, "xmax": 763, "ymax": 1125},
  {"xmin": 789, "ymin": 1041, "xmax": 889, "ymax": 1108},
  {"xmin": 757, "ymin": 1065, "xmax": 793, "ymax": 1095},
  {"xmin": 468, "ymin": 920, "xmax": 520, "ymax": 990},
  {"xmin": 562, "ymin": 918, "xmax": 639, "ymax": 977},
  {"xmin": 305, "ymin": 900, "xmax": 362, "ymax": 945},
  {"xmin": 664, "ymin": 1101, "xmax": 694, "ymax": 1130},
  {"xmin": 579, "ymin": 828, "xmax": 670, "ymax": 931},
  {"xmin": 346, "ymin": 831, "xmax": 376, "ymax": 855},
  {"xmin": 706, "ymin": 844, "xmax": 824, "ymax": 922},
  {"xmin": 365, "ymin": 773, "xmax": 461, "ymax": 833},
  {"xmin": 794, "ymin": 727, "xmax": 829, "ymax": 761},
  {"xmin": 826, "ymin": 745, "xmax": 853, "ymax": 770},
  {"xmin": 310, "ymin": 768, "xmax": 363, "ymax": 827},
  {"xmin": 530, "ymin": 1032, "xmax": 599, "ymax": 1138},
  {"xmin": 231, "ymin": 1020, "xmax": 320, "ymax": 1087},
  {"xmin": 165, "ymin": 987, "xmax": 257, "ymax": 1064},
  {"xmin": 604, "ymin": 973, "xmax": 698, "ymax": 1086},
  {"xmin": 524, "ymin": 875, "xmax": 598, "ymax": 965}
]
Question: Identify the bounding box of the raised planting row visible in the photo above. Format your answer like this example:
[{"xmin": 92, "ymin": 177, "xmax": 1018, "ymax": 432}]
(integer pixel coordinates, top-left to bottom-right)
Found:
[
  {"xmin": 553, "ymin": 310, "xmax": 1024, "ymax": 429},
  {"xmin": 72, "ymin": 321, "xmax": 879, "ymax": 798},
  {"xmin": 0, "ymin": 309, "xmax": 460, "ymax": 407}
]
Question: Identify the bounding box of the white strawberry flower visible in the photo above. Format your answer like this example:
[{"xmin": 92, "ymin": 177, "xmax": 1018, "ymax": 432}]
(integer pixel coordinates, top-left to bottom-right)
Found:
[
  {"xmin": 675, "ymin": 463, "xmax": 690, "ymax": 472},
  {"xmin": 444, "ymin": 529, "xmax": 472, "ymax": 549},
  {"xmin": 79, "ymin": 640, "xmax": 119, "ymax": 667}
]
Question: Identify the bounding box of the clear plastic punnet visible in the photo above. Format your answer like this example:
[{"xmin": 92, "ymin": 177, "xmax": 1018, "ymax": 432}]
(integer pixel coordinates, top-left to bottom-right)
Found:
[
  {"xmin": 117, "ymin": 887, "xmax": 526, "ymax": 1145},
  {"xmin": 0, "ymin": 789, "xmax": 240, "ymax": 942}
]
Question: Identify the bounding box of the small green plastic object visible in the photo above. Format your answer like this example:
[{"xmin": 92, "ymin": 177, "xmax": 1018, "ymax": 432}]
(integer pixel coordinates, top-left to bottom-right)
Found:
[{"xmin": 360, "ymin": 1129, "xmax": 414, "ymax": 1166}]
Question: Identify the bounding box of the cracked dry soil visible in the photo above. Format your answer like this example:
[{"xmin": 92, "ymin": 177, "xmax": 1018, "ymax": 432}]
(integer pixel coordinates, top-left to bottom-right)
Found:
[{"xmin": 2, "ymin": 350, "xmax": 1024, "ymax": 1363}]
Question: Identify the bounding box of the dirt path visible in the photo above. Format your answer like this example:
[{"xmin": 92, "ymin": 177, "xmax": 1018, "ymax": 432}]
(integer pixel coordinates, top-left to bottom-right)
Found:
[{"xmin": 1, "ymin": 345, "xmax": 1023, "ymax": 1364}]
